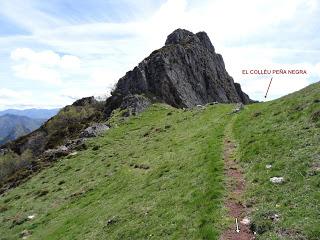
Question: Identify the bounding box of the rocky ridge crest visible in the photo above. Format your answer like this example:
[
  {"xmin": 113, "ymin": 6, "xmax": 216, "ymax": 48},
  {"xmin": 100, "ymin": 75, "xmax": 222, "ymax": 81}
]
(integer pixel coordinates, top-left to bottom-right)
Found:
[{"xmin": 104, "ymin": 28, "xmax": 251, "ymax": 117}]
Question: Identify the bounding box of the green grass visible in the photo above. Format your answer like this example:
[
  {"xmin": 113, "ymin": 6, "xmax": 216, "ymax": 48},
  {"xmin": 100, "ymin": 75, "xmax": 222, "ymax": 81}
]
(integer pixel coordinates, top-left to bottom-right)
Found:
[
  {"xmin": 0, "ymin": 104, "xmax": 232, "ymax": 240},
  {"xmin": 1, "ymin": 82, "xmax": 319, "ymax": 240},
  {"xmin": 233, "ymin": 82, "xmax": 320, "ymax": 240}
]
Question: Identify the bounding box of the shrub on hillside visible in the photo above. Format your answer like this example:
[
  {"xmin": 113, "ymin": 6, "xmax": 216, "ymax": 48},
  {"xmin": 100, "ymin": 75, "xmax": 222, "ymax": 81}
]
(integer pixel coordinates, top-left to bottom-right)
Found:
[
  {"xmin": 0, "ymin": 150, "xmax": 33, "ymax": 186},
  {"xmin": 45, "ymin": 103, "xmax": 104, "ymax": 148}
]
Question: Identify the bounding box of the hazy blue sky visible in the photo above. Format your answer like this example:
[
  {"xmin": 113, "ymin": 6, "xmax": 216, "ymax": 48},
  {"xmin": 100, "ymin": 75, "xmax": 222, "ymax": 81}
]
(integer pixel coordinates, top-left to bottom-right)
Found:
[{"xmin": 0, "ymin": 0, "xmax": 319, "ymax": 109}]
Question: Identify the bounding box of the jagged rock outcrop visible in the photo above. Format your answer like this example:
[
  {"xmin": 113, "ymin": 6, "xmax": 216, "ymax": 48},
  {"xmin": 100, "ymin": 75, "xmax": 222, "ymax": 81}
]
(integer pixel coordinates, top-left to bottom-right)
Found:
[
  {"xmin": 72, "ymin": 96, "xmax": 97, "ymax": 107},
  {"xmin": 104, "ymin": 28, "xmax": 251, "ymax": 117},
  {"xmin": 120, "ymin": 94, "xmax": 152, "ymax": 117}
]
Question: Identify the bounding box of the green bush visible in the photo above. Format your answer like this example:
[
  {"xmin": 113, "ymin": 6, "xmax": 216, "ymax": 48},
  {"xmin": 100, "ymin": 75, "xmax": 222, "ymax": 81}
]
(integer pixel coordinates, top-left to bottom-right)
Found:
[
  {"xmin": 0, "ymin": 150, "xmax": 33, "ymax": 186},
  {"xmin": 45, "ymin": 103, "xmax": 104, "ymax": 148}
]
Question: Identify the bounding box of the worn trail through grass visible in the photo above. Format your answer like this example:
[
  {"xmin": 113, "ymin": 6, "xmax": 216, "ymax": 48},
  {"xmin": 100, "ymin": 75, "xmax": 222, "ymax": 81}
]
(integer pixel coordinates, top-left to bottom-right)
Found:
[{"xmin": 220, "ymin": 117, "xmax": 255, "ymax": 240}]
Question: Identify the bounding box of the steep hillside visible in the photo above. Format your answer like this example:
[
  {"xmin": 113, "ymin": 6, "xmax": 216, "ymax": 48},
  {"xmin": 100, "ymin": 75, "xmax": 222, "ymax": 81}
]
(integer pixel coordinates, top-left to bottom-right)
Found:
[
  {"xmin": 233, "ymin": 82, "xmax": 320, "ymax": 239},
  {"xmin": 0, "ymin": 104, "xmax": 232, "ymax": 239},
  {"xmin": 4, "ymin": 97, "xmax": 104, "ymax": 156},
  {"xmin": 0, "ymin": 115, "xmax": 45, "ymax": 146}
]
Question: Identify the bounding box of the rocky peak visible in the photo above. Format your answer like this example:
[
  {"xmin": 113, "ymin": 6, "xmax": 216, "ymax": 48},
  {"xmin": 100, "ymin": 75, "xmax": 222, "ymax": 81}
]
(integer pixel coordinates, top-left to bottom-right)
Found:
[
  {"xmin": 72, "ymin": 96, "xmax": 96, "ymax": 107},
  {"xmin": 165, "ymin": 28, "xmax": 199, "ymax": 45},
  {"xmin": 196, "ymin": 31, "xmax": 215, "ymax": 53},
  {"xmin": 104, "ymin": 29, "xmax": 252, "ymax": 117},
  {"xmin": 165, "ymin": 29, "xmax": 215, "ymax": 53}
]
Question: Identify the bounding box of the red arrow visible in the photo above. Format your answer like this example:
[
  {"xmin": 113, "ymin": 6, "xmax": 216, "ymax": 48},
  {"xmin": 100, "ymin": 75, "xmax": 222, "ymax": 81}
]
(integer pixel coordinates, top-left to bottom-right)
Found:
[{"xmin": 264, "ymin": 77, "xmax": 273, "ymax": 98}]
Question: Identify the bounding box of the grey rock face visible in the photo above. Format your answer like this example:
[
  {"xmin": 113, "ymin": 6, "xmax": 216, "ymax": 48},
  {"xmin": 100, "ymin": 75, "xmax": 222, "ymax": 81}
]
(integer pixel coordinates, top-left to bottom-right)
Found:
[
  {"xmin": 120, "ymin": 94, "xmax": 152, "ymax": 117},
  {"xmin": 72, "ymin": 96, "xmax": 97, "ymax": 107},
  {"xmin": 79, "ymin": 123, "xmax": 109, "ymax": 138},
  {"xmin": 43, "ymin": 145, "xmax": 70, "ymax": 160},
  {"xmin": 105, "ymin": 29, "xmax": 251, "ymax": 117},
  {"xmin": 234, "ymin": 83, "xmax": 251, "ymax": 104},
  {"xmin": 65, "ymin": 138, "xmax": 87, "ymax": 151}
]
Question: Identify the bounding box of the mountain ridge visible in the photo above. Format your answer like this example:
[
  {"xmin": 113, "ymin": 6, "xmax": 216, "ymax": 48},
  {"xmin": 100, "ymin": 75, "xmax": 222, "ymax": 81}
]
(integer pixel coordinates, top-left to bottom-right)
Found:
[
  {"xmin": 0, "ymin": 114, "xmax": 45, "ymax": 146},
  {"xmin": 0, "ymin": 108, "xmax": 60, "ymax": 119},
  {"xmin": 2, "ymin": 29, "xmax": 251, "ymax": 158},
  {"xmin": 0, "ymin": 29, "xmax": 254, "ymax": 196}
]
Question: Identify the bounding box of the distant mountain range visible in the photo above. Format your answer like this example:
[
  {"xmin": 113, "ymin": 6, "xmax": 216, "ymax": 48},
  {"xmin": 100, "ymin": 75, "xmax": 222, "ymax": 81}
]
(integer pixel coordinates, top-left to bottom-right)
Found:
[
  {"xmin": 0, "ymin": 108, "xmax": 60, "ymax": 146},
  {"xmin": 0, "ymin": 108, "xmax": 60, "ymax": 119}
]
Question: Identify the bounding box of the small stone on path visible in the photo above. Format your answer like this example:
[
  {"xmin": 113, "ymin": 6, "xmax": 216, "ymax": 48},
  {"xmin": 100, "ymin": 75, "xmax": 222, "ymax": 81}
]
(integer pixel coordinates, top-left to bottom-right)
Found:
[
  {"xmin": 27, "ymin": 214, "xmax": 35, "ymax": 220},
  {"xmin": 240, "ymin": 217, "xmax": 251, "ymax": 225}
]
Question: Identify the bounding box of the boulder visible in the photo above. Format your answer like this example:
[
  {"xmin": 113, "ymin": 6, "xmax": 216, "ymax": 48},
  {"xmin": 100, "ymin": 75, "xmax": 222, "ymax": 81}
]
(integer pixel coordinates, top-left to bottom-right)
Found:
[
  {"xmin": 65, "ymin": 138, "xmax": 87, "ymax": 151},
  {"xmin": 20, "ymin": 229, "xmax": 32, "ymax": 239},
  {"xmin": 120, "ymin": 94, "xmax": 151, "ymax": 117},
  {"xmin": 79, "ymin": 123, "xmax": 110, "ymax": 138},
  {"xmin": 270, "ymin": 177, "xmax": 284, "ymax": 184},
  {"xmin": 240, "ymin": 217, "xmax": 251, "ymax": 225},
  {"xmin": 43, "ymin": 145, "xmax": 70, "ymax": 160}
]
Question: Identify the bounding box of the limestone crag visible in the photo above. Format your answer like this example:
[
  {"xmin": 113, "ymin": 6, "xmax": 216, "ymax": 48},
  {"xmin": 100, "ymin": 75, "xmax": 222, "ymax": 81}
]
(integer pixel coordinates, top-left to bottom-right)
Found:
[{"xmin": 104, "ymin": 29, "xmax": 251, "ymax": 117}]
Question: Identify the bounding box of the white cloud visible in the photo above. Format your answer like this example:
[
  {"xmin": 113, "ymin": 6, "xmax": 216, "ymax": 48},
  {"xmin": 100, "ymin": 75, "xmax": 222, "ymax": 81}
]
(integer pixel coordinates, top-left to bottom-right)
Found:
[
  {"xmin": 313, "ymin": 63, "xmax": 320, "ymax": 76},
  {"xmin": 1, "ymin": 0, "xmax": 319, "ymax": 108},
  {"xmin": 60, "ymin": 55, "xmax": 81, "ymax": 70},
  {"xmin": 12, "ymin": 63, "xmax": 62, "ymax": 84},
  {"xmin": 0, "ymin": 88, "xmax": 32, "ymax": 99},
  {"xmin": 0, "ymin": 0, "xmax": 64, "ymax": 32},
  {"xmin": 11, "ymin": 48, "xmax": 60, "ymax": 65},
  {"xmin": 0, "ymin": 88, "xmax": 78, "ymax": 110},
  {"xmin": 10, "ymin": 48, "xmax": 81, "ymax": 85},
  {"xmin": 90, "ymin": 68, "xmax": 121, "ymax": 88},
  {"xmin": 0, "ymin": 88, "xmax": 37, "ymax": 110},
  {"xmin": 59, "ymin": 87, "xmax": 108, "ymax": 101}
]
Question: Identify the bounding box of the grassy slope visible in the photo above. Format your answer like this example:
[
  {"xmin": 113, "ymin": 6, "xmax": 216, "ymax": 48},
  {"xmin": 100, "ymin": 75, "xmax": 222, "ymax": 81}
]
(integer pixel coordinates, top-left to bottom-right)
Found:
[
  {"xmin": 0, "ymin": 104, "xmax": 232, "ymax": 240},
  {"xmin": 1, "ymin": 83, "xmax": 318, "ymax": 240},
  {"xmin": 234, "ymin": 82, "xmax": 320, "ymax": 239}
]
